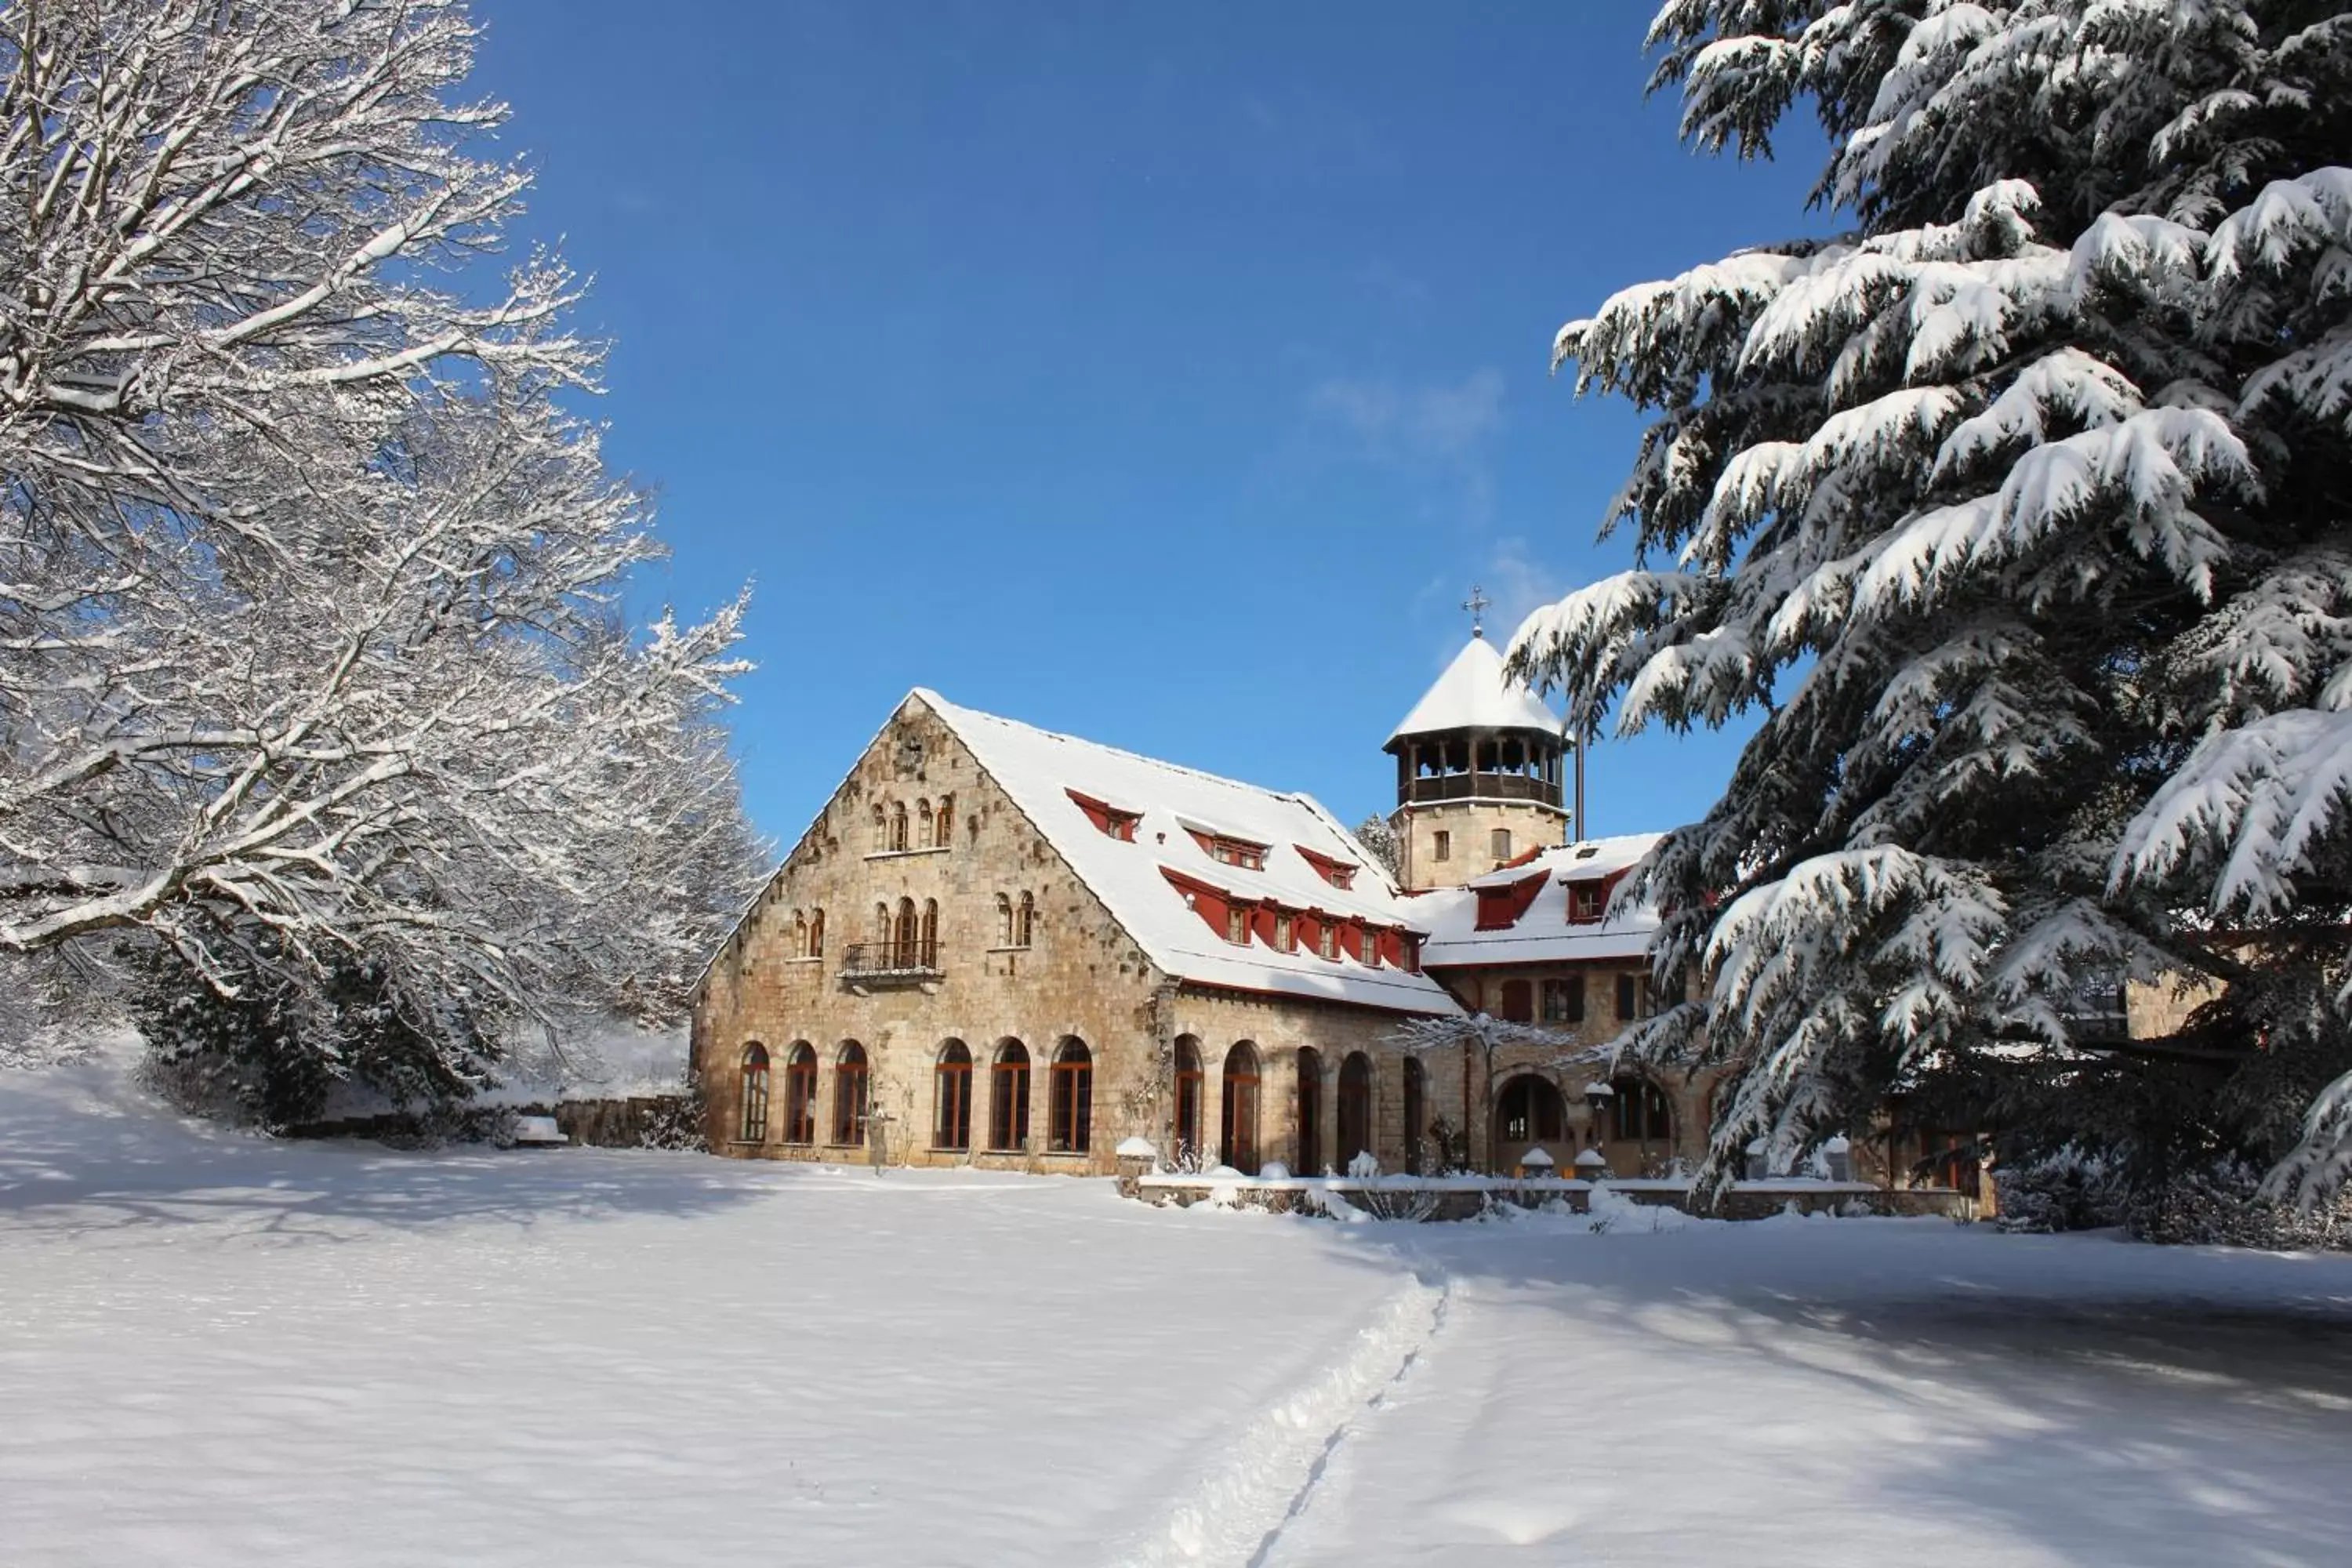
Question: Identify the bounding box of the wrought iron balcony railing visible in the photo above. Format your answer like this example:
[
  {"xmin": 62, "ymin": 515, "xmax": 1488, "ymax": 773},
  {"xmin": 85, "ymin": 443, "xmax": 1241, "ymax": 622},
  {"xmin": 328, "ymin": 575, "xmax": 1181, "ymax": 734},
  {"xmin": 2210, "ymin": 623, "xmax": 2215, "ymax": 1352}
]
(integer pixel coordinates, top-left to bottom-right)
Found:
[{"xmin": 839, "ymin": 941, "xmax": 942, "ymax": 983}]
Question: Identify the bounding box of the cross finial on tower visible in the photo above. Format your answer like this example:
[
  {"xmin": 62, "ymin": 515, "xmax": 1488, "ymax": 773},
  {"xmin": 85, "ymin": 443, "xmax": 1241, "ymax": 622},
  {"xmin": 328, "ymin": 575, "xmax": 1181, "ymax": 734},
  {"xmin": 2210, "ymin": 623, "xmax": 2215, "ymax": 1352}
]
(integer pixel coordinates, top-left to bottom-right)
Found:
[{"xmin": 1461, "ymin": 585, "xmax": 1491, "ymax": 638}]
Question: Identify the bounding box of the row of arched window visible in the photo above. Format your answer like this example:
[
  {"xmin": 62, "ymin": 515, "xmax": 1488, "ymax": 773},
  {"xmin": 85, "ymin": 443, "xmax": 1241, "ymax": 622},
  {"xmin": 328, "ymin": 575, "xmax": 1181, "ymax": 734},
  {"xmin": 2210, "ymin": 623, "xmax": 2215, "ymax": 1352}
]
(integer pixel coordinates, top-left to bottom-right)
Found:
[
  {"xmin": 738, "ymin": 1036, "xmax": 1094, "ymax": 1154},
  {"xmin": 1170, "ymin": 1038, "xmax": 1418, "ymax": 1176},
  {"xmin": 742, "ymin": 1036, "xmax": 1683, "ymax": 1170},
  {"xmin": 789, "ymin": 908, "xmax": 826, "ymax": 959},
  {"xmin": 994, "ymin": 891, "xmax": 1036, "ymax": 949},
  {"xmin": 1494, "ymin": 1073, "xmax": 1674, "ymax": 1147},
  {"xmin": 873, "ymin": 898, "xmax": 940, "ymax": 970},
  {"xmin": 872, "ymin": 796, "xmax": 956, "ymax": 854}
]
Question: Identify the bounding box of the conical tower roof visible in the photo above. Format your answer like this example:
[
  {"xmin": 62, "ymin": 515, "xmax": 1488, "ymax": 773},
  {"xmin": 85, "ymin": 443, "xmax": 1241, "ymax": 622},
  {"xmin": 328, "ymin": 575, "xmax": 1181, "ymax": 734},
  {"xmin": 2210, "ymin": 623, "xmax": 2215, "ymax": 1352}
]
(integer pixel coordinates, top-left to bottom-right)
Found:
[{"xmin": 1385, "ymin": 633, "xmax": 1560, "ymax": 747}]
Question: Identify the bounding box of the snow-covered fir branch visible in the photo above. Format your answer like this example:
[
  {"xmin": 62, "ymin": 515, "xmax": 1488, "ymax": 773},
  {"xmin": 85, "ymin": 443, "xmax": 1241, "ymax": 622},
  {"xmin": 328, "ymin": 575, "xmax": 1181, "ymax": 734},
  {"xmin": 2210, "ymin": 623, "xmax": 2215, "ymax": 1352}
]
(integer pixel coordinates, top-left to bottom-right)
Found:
[{"xmin": 1514, "ymin": 0, "xmax": 2352, "ymax": 1201}]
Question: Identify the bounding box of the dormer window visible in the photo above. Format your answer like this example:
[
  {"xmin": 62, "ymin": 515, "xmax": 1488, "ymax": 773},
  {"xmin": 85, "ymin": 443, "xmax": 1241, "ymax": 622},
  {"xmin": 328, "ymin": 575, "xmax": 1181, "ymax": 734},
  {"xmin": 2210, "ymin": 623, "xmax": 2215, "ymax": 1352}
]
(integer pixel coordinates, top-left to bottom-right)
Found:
[
  {"xmin": 1187, "ymin": 826, "xmax": 1268, "ymax": 870},
  {"xmin": 1566, "ymin": 871, "xmax": 1624, "ymax": 926},
  {"xmin": 1068, "ymin": 789, "xmax": 1141, "ymax": 842},
  {"xmin": 1296, "ymin": 846, "xmax": 1359, "ymax": 891},
  {"xmin": 1225, "ymin": 906, "xmax": 1250, "ymax": 946},
  {"xmin": 1475, "ymin": 872, "xmax": 1548, "ymax": 931},
  {"xmin": 1316, "ymin": 924, "xmax": 1338, "ymax": 960},
  {"xmin": 1273, "ymin": 912, "xmax": 1294, "ymax": 952},
  {"xmin": 1356, "ymin": 926, "xmax": 1380, "ymax": 967}
]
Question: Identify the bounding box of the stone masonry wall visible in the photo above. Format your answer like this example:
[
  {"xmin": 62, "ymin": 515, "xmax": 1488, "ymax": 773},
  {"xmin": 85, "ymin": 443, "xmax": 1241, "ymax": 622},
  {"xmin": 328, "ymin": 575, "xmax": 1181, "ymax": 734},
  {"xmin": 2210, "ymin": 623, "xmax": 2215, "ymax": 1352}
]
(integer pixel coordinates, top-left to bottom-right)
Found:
[
  {"xmin": 693, "ymin": 696, "xmax": 1165, "ymax": 1177},
  {"xmin": 1391, "ymin": 797, "xmax": 1569, "ymax": 891}
]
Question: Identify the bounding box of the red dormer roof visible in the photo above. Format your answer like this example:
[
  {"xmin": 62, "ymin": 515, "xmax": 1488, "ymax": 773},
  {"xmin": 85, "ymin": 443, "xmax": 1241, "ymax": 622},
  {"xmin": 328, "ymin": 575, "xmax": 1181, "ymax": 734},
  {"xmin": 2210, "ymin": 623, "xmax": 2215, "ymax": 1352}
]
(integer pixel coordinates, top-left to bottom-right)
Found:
[{"xmin": 1474, "ymin": 870, "xmax": 1549, "ymax": 931}]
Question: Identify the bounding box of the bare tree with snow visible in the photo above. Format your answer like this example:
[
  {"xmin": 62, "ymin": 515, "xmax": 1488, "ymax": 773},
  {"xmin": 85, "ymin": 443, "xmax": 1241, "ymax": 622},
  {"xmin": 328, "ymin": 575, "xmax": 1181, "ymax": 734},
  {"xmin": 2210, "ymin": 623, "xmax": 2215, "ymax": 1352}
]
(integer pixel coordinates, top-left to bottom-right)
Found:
[
  {"xmin": 1512, "ymin": 2, "xmax": 2352, "ymax": 1201},
  {"xmin": 0, "ymin": 0, "xmax": 764, "ymax": 1102}
]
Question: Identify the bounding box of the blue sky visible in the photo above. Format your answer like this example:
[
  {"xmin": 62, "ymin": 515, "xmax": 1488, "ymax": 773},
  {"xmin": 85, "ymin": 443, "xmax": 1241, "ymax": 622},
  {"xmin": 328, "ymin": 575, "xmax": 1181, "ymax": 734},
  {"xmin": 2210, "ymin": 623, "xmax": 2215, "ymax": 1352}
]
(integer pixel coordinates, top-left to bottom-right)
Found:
[{"xmin": 464, "ymin": 1, "xmax": 1826, "ymax": 847}]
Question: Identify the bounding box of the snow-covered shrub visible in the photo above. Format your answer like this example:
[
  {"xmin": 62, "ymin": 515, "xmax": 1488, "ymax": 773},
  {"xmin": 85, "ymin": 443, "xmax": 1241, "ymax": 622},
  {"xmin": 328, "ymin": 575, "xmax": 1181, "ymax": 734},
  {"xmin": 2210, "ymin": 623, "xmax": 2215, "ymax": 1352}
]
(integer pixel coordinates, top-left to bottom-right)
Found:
[
  {"xmin": 2127, "ymin": 1160, "xmax": 2352, "ymax": 1252},
  {"xmin": 129, "ymin": 942, "xmax": 495, "ymax": 1131},
  {"xmin": 637, "ymin": 1087, "xmax": 710, "ymax": 1152},
  {"xmin": 1354, "ymin": 1185, "xmax": 1443, "ymax": 1223},
  {"xmin": 1346, "ymin": 1150, "xmax": 1381, "ymax": 1179},
  {"xmin": 1996, "ymin": 1149, "xmax": 2129, "ymax": 1235}
]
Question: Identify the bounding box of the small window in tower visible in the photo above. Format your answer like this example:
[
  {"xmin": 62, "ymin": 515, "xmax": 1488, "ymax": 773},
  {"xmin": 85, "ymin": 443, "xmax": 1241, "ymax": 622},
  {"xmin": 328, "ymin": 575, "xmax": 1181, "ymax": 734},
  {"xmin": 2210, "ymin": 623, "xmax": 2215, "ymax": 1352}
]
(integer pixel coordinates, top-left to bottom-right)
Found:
[
  {"xmin": 1432, "ymin": 830, "xmax": 1451, "ymax": 862},
  {"xmin": 1491, "ymin": 828, "xmax": 1512, "ymax": 862}
]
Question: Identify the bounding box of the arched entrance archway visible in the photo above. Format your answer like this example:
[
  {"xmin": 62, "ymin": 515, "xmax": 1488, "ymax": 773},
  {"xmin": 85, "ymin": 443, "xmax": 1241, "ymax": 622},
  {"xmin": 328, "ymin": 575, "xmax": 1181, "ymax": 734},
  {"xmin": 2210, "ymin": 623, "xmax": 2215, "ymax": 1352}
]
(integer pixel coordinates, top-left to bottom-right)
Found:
[
  {"xmin": 1336, "ymin": 1052, "xmax": 1373, "ymax": 1169},
  {"xmin": 1295, "ymin": 1047, "xmax": 1323, "ymax": 1174},
  {"xmin": 1221, "ymin": 1042, "xmax": 1261, "ymax": 1174},
  {"xmin": 1494, "ymin": 1074, "xmax": 1566, "ymax": 1167}
]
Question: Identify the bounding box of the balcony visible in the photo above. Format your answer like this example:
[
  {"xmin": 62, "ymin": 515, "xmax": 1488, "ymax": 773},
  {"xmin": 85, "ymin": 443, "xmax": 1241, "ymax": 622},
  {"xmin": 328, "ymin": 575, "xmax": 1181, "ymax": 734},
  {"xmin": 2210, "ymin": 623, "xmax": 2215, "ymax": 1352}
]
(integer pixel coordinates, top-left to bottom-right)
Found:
[
  {"xmin": 839, "ymin": 941, "xmax": 942, "ymax": 990},
  {"xmin": 1401, "ymin": 771, "xmax": 1561, "ymax": 807}
]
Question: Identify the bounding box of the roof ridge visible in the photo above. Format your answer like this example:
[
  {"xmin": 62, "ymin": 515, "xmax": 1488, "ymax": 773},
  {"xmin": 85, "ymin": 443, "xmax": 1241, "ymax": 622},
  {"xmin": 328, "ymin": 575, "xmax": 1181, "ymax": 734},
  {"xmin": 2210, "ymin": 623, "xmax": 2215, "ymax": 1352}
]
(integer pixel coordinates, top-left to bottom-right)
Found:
[{"xmin": 916, "ymin": 688, "xmax": 1316, "ymax": 807}]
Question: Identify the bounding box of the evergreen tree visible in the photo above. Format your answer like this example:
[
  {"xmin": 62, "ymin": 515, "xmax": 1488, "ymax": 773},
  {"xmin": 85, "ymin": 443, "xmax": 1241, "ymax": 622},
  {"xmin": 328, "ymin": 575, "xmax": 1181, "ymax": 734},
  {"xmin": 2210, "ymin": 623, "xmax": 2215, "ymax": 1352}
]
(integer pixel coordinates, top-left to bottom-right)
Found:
[{"xmin": 1514, "ymin": 2, "xmax": 2352, "ymax": 1199}]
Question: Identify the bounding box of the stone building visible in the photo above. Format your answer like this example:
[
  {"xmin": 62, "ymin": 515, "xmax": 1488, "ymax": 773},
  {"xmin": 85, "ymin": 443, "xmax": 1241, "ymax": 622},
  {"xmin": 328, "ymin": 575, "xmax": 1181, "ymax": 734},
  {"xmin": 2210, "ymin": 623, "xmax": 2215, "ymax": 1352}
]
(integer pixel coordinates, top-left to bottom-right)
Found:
[{"xmin": 691, "ymin": 629, "xmax": 1749, "ymax": 1179}]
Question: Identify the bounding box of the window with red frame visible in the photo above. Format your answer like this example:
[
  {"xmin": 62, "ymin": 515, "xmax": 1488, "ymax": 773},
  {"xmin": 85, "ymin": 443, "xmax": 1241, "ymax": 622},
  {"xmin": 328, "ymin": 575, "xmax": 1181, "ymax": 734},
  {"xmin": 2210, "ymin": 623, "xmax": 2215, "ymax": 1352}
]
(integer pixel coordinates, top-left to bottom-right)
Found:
[{"xmin": 1067, "ymin": 788, "xmax": 1140, "ymax": 841}]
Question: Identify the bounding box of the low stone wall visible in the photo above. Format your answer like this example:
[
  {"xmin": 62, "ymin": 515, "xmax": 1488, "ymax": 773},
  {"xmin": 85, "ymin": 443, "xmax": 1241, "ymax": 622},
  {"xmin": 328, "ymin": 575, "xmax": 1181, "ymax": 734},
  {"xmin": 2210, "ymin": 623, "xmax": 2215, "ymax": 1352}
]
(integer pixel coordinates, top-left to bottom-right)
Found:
[
  {"xmin": 290, "ymin": 1094, "xmax": 693, "ymax": 1149},
  {"xmin": 1126, "ymin": 1170, "xmax": 1977, "ymax": 1223}
]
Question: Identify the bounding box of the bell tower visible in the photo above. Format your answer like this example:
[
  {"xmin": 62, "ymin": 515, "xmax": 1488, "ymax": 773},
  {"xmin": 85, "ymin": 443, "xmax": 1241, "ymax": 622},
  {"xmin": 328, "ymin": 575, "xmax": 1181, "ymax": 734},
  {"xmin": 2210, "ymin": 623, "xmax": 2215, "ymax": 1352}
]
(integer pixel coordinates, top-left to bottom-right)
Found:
[{"xmin": 1384, "ymin": 591, "xmax": 1573, "ymax": 891}]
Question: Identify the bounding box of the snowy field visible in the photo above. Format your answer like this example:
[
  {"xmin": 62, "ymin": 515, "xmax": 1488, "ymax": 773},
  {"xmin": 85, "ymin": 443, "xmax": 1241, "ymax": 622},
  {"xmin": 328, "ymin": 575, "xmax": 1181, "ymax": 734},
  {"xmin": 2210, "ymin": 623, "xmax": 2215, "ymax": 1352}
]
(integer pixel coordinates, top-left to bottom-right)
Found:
[{"xmin": 7, "ymin": 1054, "xmax": 2352, "ymax": 1567}]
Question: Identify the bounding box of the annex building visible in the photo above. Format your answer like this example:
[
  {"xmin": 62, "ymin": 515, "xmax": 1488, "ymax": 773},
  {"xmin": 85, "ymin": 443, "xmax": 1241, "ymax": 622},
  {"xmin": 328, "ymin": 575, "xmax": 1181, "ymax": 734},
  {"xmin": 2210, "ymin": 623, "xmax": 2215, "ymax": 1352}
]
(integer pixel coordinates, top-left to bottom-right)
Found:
[{"xmin": 691, "ymin": 629, "xmax": 1731, "ymax": 1180}]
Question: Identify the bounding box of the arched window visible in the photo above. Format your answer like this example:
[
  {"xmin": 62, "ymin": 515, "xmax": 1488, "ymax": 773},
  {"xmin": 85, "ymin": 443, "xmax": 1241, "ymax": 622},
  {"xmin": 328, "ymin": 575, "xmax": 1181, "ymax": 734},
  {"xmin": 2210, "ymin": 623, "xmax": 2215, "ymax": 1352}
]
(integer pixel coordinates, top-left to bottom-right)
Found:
[
  {"xmin": 1499, "ymin": 978, "xmax": 1534, "ymax": 1023},
  {"xmin": 996, "ymin": 893, "xmax": 1014, "ymax": 946},
  {"xmin": 990, "ymin": 1040, "xmax": 1032, "ymax": 1151},
  {"xmin": 916, "ymin": 797, "xmax": 933, "ymax": 848},
  {"xmin": 1402, "ymin": 1057, "xmax": 1428, "ymax": 1174},
  {"xmin": 808, "ymin": 908, "xmax": 825, "ymax": 957},
  {"xmin": 1015, "ymin": 891, "xmax": 1035, "ymax": 947},
  {"xmin": 1173, "ymin": 1036, "xmax": 1203, "ymax": 1163},
  {"xmin": 793, "ymin": 911, "xmax": 808, "ymax": 956},
  {"xmin": 935, "ymin": 1040, "xmax": 973, "ymax": 1151},
  {"xmin": 871, "ymin": 804, "xmax": 887, "ymax": 852},
  {"xmin": 873, "ymin": 902, "xmax": 890, "ymax": 947},
  {"xmin": 894, "ymin": 897, "xmax": 920, "ymax": 967},
  {"xmin": 889, "ymin": 801, "xmax": 909, "ymax": 852},
  {"xmin": 1337, "ymin": 1052, "xmax": 1373, "ymax": 1167},
  {"xmin": 1049, "ymin": 1037, "xmax": 1093, "ymax": 1153},
  {"xmin": 782, "ymin": 1043, "xmax": 818, "ymax": 1144},
  {"xmin": 920, "ymin": 898, "xmax": 938, "ymax": 967},
  {"xmin": 1295, "ymin": 1047, "xmax": 1323, "ymax": 1174},
  {"xmin": 1495, "ymin": 1074, "xmax": 1566, "ymax": 1154},
  {"xmin": 833, "ymin": 1041, "xmax": 870, "ymax": 1145},
  {"xmin": 739, "ymin": 1044, "xmax": 771, "ymax": 1142},
  {"xmin": 1221, "ymin": 1042, "xmax": 1261, "ymax": 1174},
  {"xmin": 935, "ymin": 795, "xmax": 954, "ymax": 847},
  {"xmin": 1610, "ymin": 1076, "xmax": 1674, "ymax": 1145}
]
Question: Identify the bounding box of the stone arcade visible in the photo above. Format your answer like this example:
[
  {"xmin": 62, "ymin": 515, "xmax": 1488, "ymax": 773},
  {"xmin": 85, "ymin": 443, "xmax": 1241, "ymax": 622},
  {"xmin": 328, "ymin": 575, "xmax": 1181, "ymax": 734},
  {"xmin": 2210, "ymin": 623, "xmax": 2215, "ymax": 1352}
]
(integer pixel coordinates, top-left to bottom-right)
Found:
[{"xmin": 688, "ymin": 629, "xmax": 1764, "ymax": 1181}]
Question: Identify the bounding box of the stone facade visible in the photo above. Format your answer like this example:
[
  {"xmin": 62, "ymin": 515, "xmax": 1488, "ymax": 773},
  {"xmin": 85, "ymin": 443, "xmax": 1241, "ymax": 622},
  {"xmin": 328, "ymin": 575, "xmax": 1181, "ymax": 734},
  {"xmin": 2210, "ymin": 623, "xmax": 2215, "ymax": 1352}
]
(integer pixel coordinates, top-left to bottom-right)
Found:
[
  {"xmin": 693, "ymin": 699, "xmax": 1166, "ymax": 1177},
  {"xmin": 1391, "ymin": 796, "xmax": 1569, "ymax": 892},
  {"xmin": 692, "ymin": 691, "xmax": 1739, "ymax": 1180}
]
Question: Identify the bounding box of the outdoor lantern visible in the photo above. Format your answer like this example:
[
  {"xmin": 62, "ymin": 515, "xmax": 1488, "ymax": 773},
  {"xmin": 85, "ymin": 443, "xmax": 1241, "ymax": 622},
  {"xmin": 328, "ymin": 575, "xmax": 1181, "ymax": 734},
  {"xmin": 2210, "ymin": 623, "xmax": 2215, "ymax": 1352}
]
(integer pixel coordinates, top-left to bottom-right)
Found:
[{"xmin": 1582, "ymin": 1080, "xmax": 1614, "ymax": 1114}]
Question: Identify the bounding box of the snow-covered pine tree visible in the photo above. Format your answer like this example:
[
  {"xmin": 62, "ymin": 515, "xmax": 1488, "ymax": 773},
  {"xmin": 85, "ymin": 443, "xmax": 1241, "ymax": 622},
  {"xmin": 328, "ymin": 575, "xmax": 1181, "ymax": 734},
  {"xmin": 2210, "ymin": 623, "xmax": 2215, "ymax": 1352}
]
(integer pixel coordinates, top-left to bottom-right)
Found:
[
  {"xmin": 0, "ymin": 0, "xmax": 767, "ymax": 1105},
  {"xmin": 1512, "ymin": 2, "xmax": 2352, "ymax": 1200},
  {"xmin": 1354, "ymin": 813, "xmax": 1404, "ymax": 878}
]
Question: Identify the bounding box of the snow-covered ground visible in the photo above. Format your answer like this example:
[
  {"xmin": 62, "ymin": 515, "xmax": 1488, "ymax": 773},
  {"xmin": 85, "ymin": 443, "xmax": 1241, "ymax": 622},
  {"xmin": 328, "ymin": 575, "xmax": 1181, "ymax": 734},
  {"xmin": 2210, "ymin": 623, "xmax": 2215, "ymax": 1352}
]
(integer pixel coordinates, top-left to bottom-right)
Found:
[{"xmin": 6, "ymin": 1050, "xmax": 2351, "ymax": 1567}]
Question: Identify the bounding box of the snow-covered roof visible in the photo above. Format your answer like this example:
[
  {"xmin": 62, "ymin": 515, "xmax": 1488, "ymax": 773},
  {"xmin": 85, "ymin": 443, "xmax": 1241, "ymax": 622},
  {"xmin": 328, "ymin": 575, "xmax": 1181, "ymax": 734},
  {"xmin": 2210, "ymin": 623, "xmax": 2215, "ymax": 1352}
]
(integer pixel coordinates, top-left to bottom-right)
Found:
[
  {"xmin": 1417, "ymin": 834, "xmax": 1665, "ymax": 968},
  {"xmin": 1386, "ymin": 635, "xmax": 1561, "ymax": 744},
  {"xmin": 918, "ymin": 691, "xmax": 1464, "ymax": 1017}
]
